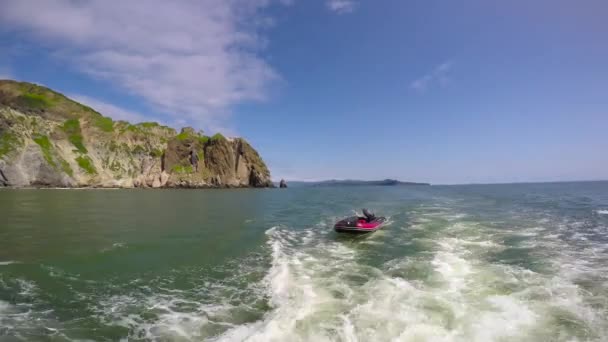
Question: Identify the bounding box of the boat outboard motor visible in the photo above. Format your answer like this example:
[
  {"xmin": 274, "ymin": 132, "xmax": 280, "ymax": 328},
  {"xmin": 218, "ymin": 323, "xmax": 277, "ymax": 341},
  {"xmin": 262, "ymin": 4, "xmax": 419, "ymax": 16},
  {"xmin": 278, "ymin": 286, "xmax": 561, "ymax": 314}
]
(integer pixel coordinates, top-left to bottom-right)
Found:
[{"xmin": 362, "ymin": 208, "xmax": 376, "ymax": 222}]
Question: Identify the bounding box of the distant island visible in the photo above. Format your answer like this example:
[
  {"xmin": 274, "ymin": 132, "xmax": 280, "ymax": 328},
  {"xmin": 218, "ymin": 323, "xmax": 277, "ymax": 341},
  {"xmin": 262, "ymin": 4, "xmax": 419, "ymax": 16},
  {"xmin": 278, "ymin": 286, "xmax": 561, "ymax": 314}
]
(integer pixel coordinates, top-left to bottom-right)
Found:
[{"xmin": 285, "ymin": 179, "xmax": 431, "ymax": 187}]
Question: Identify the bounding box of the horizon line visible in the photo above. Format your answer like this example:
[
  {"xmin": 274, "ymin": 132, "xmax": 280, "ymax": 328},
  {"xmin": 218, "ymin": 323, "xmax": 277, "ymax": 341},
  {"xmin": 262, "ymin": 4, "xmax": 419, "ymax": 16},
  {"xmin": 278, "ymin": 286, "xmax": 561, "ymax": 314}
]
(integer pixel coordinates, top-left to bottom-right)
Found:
[{"xmin": 273, "ymin": 178, "xmax": 608, "ymax": 186}]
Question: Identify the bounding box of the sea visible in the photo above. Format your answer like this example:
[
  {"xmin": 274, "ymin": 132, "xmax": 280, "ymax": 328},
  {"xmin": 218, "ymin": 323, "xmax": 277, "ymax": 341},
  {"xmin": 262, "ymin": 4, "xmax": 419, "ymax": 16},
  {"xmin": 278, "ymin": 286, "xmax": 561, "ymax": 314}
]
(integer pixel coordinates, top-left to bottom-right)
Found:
[{"xmin": 1, "ymin": 181, "xmax": 607, "ymax": 341}]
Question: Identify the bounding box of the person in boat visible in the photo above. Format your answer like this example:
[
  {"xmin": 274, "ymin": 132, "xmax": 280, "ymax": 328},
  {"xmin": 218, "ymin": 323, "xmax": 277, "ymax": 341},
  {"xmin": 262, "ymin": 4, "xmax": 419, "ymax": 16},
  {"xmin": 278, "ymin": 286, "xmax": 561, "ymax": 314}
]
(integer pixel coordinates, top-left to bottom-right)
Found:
[{"xmin": 362, "ymin": 208, "xmax": 376, "ymax": 222}]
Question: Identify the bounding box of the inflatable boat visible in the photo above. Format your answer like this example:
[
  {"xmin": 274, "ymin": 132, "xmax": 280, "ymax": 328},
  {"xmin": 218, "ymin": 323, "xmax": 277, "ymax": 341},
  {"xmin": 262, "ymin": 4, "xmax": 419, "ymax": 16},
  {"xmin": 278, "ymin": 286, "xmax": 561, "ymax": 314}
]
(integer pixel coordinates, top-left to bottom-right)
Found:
[{"xmin": 334, "ymin": 209, "xmax": 386, "ymax": 233}]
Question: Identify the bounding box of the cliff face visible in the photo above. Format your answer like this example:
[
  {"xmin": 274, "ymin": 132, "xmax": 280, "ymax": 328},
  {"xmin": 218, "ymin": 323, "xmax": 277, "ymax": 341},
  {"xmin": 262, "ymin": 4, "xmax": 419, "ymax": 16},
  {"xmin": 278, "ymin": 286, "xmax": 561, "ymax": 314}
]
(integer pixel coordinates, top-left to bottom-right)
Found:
[{"xmin": 0, "ymin": 80, "xmax": 273, "ymax": 188}]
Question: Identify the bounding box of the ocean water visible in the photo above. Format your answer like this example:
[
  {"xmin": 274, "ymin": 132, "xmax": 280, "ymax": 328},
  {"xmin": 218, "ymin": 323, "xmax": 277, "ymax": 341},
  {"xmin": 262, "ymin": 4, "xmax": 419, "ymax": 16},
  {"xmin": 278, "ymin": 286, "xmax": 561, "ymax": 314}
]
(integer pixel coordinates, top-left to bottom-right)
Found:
[{"xmin": 1, "ymin": 182, "xmax": 608, "ymax": 341}]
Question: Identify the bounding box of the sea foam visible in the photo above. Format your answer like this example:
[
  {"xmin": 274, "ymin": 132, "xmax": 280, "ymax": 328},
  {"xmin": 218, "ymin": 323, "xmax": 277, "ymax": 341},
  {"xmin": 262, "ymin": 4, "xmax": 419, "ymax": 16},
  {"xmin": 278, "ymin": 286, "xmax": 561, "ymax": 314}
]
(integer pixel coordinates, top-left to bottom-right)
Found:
[
  {"xmin": 0, "ymin": 261, "xmax": 18, "ymax": 266},
  {"xmin": 214, "ymin": 212, "xmax": 607, "ymax": 342}
]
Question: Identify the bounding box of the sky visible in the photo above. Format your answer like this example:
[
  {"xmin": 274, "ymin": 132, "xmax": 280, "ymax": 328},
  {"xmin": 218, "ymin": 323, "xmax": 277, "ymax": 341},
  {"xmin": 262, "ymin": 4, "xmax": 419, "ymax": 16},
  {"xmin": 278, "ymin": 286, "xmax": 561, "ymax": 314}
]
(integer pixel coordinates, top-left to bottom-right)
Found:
[{"xmin": 0, "ymin": 0, "xmax": 607, "ymax": 184}]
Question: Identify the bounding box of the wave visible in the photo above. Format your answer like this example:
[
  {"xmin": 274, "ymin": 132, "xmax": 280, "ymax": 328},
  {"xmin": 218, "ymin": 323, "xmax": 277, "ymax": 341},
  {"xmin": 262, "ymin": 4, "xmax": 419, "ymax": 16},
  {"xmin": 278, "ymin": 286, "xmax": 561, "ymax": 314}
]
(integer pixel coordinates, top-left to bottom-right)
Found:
[
  {"xmin": 0, "ymin": 300, "xmax": 11, "ymax": 313},
  {"xmin": 0, "ymin": 260, "xmax": 18, "ymax": 266},
  {"xmin": 80, "ymin": 251, "xmax": 271, "ymax": 341},
  {"xmin": 100, "ymin": 242, "xmax": 127, "ymax": 253},
  {"xmin": 0, "ymin": 278, "xmax": 67, "ymax": 340}
]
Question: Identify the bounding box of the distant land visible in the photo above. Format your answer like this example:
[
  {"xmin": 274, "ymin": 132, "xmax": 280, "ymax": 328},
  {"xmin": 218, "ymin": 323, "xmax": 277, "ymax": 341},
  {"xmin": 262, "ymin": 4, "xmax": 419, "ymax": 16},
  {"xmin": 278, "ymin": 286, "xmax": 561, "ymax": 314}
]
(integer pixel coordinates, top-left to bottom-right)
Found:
[{"xmin": 282, "ymin": 179, "xmax": 431, "ymax": 187}]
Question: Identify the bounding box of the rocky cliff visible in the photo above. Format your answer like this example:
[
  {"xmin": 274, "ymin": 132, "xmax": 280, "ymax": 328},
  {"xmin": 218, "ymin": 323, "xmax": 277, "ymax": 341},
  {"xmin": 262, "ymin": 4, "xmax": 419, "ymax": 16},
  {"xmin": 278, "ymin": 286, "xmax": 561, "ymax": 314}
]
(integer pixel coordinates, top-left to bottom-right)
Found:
[{"xmin": 0, "ymin": 80, "xmax": 273, "ymax": 188}]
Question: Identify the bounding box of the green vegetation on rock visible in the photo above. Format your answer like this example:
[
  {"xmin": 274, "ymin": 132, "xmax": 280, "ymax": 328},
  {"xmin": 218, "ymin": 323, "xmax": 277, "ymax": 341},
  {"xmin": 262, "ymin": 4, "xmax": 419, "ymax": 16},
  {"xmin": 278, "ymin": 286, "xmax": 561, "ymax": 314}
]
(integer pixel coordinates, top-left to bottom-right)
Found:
[
  {"xmin": 60, "ymin": 159, "xmax": 74, "ymax": 177},
  {"xmin": 108, "ymin": 141, "xmax": 119, "ymax": 152},
  {"xmin": 19, "ymin": 93, "xmax": 55, "ymax": 109},
  {"xmin": 150, "ymin": 148, "xmax": 164, "ymax": 158},
  {"xmin": 131, "ymin": 145, "xmax": 146, "ymax": 155},
  {"xmin": 62, "ymin": 119, "xmax": 88, "ymax": 153},
  {"xmin": 93, "ymin": 115, "xmax": 114, "ymax": 132},
  {"xmin": 32, "ymin": 134, "xmax": 56, "ymax": 167},
  {"xmin": 210, "ymin": 133, "xmax": 225, "ymax": 141},
  {"xmin": 75, "ymin": 103, "xmax": 100, "ymax": 115},
  {"xmin": 0, "ymin": 132, "xmax": 18, "ymax": 158},
  {"xmin": 109, "ymin": 160, "xmax": 122, "ymax": 172},
  {"xmin": 171, "ymin": 165, "xmax": 193, "ymax": 174},
  {"xmin": 0, "ymin": 81, "xmax": 103, "ymax": 122},
  {"xmin": 113, "ymin": 120, "xmax": 168, "ymax": 133},
  {"xmin": 138, "ymin": 122, "xmax": 159, "ymax": 129},
  {"xmin": 76, "ymin": 155, "xmax": 96, "ymax": 174},
  {"xmin": 125, "ymin": 124, "xmax": 140, "ymax": 133},
  {"xmin": 176, "ymin": 131, "xmax": 191, "ymax": 141}
]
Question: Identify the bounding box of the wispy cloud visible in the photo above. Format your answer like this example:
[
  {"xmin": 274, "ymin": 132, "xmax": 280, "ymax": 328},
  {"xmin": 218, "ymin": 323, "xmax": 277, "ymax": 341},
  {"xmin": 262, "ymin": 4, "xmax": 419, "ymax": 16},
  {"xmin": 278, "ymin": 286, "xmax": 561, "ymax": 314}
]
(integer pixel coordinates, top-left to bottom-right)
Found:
[
  {"xmin": 0, "ymin": 0, "xmax": 287, "ymax": 131},
  {"xmin": 410, "ymin": 61, "xmax": 453, "ymax": 93},
  {"xmin": 327, "ymin": 0, "xmax": 356, "ymax": 14}
]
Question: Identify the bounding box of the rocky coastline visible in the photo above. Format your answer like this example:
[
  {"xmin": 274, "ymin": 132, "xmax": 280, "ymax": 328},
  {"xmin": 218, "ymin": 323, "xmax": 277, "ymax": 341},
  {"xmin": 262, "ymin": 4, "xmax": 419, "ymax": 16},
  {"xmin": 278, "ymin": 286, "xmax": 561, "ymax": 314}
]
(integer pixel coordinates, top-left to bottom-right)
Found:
[{"xmin": 0, "ymin": 80, "xmax": 273, "ymax": 189}]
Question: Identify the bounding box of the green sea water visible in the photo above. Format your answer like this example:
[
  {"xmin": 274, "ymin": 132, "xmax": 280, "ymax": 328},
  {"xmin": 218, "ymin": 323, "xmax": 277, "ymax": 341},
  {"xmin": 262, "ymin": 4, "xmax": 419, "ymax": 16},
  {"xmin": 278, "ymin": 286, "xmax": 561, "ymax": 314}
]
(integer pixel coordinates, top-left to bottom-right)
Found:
[{"xmin": 1, "ymin": 182, "xmax": 608, "ymax": 341}]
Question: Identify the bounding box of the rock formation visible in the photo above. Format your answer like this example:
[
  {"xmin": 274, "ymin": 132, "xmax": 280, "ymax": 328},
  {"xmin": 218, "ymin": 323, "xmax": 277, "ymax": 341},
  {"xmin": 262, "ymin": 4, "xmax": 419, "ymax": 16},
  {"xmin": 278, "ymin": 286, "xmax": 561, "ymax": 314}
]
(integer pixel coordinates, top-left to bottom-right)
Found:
[
  {"xmin": 279, "ymin": 179, "xmax": 287, "ymax": 188},
  {"xmin": 0, "ymin": 80, "xmax": 273, "ymax": 188}
]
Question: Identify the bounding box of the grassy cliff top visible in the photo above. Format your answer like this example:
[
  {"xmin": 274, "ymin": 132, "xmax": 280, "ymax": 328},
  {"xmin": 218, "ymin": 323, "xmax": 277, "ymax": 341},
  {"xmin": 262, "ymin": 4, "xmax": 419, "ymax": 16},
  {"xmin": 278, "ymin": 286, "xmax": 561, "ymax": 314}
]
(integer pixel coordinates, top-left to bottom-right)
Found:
[
  {"xmin": 0, "ymin": 80, "xmax": 175, "ymax": 135},
  {"xmin": 0, "ymin": 80, "xmax": 106, "ymax": 121},
  {"xmin": 0, "ymin": 80, "xmax": 264, "ymax": 163}
]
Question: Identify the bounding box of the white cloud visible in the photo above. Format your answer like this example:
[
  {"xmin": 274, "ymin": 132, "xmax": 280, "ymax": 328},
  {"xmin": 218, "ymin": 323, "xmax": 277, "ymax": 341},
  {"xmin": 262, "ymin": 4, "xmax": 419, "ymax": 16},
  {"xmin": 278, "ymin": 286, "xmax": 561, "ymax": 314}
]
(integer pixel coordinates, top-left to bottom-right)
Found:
[
  {"xmin": 0, "ymin": 0, "xmax": 286, "ymax": 131},
  {"xmin": 327, "ymin": 0, "xmax": 356, "ymax": 14},
  {"xmin": 410, "ymin": 61, "xmax": 453, "ymax": 93}
]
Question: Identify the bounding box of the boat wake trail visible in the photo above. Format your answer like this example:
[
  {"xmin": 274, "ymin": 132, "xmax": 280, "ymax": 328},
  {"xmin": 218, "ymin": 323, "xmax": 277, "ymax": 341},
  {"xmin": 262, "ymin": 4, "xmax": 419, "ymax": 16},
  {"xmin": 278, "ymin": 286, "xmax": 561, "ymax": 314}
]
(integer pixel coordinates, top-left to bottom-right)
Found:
[{"xmin": 216, "ymin": 207, "xmax": 607, "ymax": 342}]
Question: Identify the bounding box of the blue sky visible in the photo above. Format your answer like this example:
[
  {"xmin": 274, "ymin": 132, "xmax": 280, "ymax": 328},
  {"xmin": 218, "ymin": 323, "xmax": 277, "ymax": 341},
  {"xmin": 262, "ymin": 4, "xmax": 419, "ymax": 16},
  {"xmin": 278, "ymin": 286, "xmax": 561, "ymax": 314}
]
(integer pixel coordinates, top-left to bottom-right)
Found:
[{"xmin": 1, "ymin": 0, "xmax": 607, "ymax": 184}]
